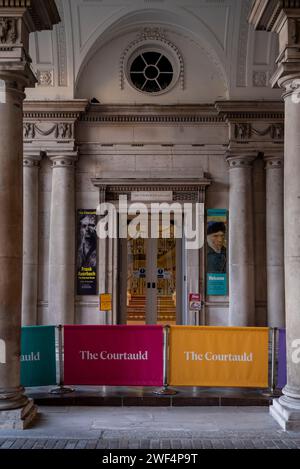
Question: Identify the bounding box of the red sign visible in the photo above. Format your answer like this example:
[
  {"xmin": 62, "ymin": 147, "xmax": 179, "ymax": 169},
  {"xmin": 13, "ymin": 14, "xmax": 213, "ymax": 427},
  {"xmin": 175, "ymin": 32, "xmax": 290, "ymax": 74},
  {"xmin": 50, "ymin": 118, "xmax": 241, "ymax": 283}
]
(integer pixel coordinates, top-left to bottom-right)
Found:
[
  {"xmin": 63, "ymin": 325, "xmax": 164, "ymax": 386},
  {"xmin": 189, "ymin": 293, "xmax": 202, "ymax": 311}
]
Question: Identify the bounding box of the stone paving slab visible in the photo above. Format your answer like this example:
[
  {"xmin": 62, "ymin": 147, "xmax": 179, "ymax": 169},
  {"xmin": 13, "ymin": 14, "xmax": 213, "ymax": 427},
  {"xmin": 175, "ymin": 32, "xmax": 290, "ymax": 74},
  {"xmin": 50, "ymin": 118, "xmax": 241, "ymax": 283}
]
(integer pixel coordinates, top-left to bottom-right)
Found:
[
  {"xmin": 0, "ymin": 437, "xmax": 299, "ymax": 449},
  {"xmin": 0, "ymin": 406, "xmax": 300, "ymax": 449}
]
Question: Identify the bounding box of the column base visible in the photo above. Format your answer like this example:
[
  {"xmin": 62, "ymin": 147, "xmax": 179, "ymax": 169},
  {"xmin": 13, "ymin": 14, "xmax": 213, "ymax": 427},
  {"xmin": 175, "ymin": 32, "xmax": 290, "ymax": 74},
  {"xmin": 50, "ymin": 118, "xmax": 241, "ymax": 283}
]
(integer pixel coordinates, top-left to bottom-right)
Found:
[
  {"xmin": 270, "ymin": 398, "xmax": 300, "ymax": 431},
  {"xmin": 0, "ymin": 399, "xmax": 37, "ymax": 430}
]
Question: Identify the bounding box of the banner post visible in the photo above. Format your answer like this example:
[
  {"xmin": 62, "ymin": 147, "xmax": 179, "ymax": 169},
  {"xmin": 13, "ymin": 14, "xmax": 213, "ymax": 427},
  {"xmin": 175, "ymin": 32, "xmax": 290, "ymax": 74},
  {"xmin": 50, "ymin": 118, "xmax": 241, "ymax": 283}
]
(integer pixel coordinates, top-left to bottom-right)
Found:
[
  {"xmin": 154, "ymin": 326, "xmax": 177, "ymax": 396},
  {"xmin": 261, "ymin": 328, "xmax": 279, "ymax": 397},
  {"xmin": 270, "ymin": 327, "xmax": 277, "ymax": 394},
  {"xmin": 50, "ymin": 325, "xmax": 74, "ymax": 395}
]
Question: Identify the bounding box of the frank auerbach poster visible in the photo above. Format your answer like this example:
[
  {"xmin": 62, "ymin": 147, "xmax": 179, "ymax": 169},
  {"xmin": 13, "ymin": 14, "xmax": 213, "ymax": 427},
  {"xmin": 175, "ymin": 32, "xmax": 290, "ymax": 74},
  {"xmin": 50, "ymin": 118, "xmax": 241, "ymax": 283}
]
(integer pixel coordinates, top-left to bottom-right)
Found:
[{"xmin": 77, "ymin": 210, "xmax": 97, "ymax": 295}]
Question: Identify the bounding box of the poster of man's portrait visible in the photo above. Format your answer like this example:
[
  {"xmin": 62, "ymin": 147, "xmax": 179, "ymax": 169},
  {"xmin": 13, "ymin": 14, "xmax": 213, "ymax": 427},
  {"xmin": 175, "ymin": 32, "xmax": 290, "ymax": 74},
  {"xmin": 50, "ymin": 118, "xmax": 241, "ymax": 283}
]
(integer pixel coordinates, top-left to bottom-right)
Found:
[
  {"xmin": 207, "ymin": 221, "xmax": 227, "ymax": 274},
  {"xmin": 77, "ymin": 210, "xmax": 97, "ymax": 295},
  {"xmin": 206, "ymin": 210, "xmax": 228, "ymax": 296}
]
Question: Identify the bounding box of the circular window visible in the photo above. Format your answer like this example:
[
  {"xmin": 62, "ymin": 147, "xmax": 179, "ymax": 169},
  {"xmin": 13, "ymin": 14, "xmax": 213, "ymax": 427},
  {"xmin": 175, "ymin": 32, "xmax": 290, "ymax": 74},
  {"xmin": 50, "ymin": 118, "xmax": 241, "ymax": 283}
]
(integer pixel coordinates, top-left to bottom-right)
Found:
[{"xmin": 129, "ymin": 51, "xmax": 174, "ymax": 94}]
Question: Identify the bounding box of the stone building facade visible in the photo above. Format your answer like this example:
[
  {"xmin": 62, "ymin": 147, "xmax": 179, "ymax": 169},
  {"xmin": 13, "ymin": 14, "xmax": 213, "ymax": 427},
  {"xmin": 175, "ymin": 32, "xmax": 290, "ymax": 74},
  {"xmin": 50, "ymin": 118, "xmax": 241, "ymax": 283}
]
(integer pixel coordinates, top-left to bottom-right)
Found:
[{"xmin": 0, "ymin": 0, "xmax": 300, "ymax": 430}]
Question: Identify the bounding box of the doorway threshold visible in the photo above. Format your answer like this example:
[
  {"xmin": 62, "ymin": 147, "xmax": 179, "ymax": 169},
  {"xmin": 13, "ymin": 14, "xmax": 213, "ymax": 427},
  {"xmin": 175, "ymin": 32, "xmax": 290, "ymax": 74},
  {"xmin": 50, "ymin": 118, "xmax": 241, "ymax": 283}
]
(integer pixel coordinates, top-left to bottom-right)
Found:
[{"xmin": 26, "ymin": 386, "xmax": 281, "ymax": 407}]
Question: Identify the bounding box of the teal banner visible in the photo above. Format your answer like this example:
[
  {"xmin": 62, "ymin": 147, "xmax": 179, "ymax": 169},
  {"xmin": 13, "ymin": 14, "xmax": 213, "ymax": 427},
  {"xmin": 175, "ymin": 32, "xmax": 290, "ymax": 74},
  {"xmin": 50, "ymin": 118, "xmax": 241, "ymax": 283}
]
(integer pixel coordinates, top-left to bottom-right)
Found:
[
  {"xmin": 206, "ymin": 209, "xmax": 228, "ymax": 296},
  {"xmin": 207, "ymin": 273, "xmax": 227, "ymax": 295},
  {"xmin": 21, "ymin": 326, "xmax": 57, "ymax": 387}
]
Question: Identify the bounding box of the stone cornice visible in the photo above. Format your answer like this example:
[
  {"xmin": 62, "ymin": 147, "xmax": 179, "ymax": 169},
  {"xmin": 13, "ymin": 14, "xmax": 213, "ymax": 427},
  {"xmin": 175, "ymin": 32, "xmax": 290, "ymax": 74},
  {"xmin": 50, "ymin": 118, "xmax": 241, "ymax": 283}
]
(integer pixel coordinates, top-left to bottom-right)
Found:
[
  {"xmin": 92, "ymin": 178, "xmax": 211, "ymax": 203},
  {"xmin": 81, "ymin": 104, "xmax": 223, "ymax": 124},
  {"xmin": 215, "ymin": 100, "xmax": 284, "ymax": 121},
  {"xmin": 26, "ymin": 0, "xmax": 60, "ymax": 32},
  {"xmin": 0, "ymin": 1, "xmax": 60, "ymax": 30},
  {"xmin": 248, "ymin": 0, "xmax": 300, "ymax": 32},
  {"xmin": 248, "ymin": 0, "xmax": 283, "ymax": 31},
  {"xmin": 78, "ymin": 102, "xmax": 285, "ymax": 124},
  {"xmin": 23, "ymin": 100, "xmax": 88, "ymax": 120},
  {"xmin": 23, "ymin": 100, "xmax": 285, "ymax": 134},
  {"xmin": 92, "ymin": 178, "xmax": 211, "ymax": 189}
]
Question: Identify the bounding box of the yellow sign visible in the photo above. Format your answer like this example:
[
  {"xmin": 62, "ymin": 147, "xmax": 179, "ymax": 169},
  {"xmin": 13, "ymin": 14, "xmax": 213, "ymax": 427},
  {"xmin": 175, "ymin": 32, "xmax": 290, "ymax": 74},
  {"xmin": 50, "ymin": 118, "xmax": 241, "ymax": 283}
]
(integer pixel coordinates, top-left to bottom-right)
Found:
[
  {"xmin": 169, "ymin": 326, "xmax": 269, "ymax": 388},
  {"xmin": 100, "ymin": 294, "xmax": 112, "ymax": 312}
]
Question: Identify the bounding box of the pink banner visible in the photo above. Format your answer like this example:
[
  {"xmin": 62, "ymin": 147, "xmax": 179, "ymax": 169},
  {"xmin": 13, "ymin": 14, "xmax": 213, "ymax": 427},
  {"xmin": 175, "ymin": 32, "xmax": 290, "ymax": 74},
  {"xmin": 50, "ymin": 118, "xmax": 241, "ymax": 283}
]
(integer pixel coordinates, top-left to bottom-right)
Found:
[{"xmin": 63, "ymin": 325, "xmax": 164, "ymax": 386}]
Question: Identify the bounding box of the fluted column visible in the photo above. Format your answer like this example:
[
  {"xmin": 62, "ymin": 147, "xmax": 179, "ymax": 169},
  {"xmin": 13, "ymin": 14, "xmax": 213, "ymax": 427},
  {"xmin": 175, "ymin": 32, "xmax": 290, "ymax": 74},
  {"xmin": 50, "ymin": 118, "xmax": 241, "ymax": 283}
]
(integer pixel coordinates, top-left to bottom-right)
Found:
[
  {"xmin": 22, "ymin": 155, "xmax": 41, "ymax": 326},
  {"xmin": 48, "ymin": 154, "xmax": 77, "ymax": 325},
  {"xmin": 264, "ymin": 154, "xmax": 285, "ymax": 328},
  {"xmin": 226, "ymin": 153, "xmax": 256, "ymax": 326}
]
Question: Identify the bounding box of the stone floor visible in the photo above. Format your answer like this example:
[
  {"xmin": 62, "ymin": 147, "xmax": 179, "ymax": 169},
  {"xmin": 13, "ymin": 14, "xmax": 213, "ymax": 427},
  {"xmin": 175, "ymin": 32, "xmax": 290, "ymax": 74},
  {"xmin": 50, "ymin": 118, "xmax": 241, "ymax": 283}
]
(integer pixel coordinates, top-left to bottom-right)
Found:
[{"xmin": 0, "ymin": 406, "xmax": 300, "ymax": 449}]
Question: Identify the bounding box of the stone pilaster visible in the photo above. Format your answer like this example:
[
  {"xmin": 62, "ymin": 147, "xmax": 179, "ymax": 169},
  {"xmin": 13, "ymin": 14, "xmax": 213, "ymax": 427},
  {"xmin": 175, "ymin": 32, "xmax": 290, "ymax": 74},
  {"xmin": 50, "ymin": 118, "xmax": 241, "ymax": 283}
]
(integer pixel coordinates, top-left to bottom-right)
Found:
[
  {"xmin": 226, "ymin": 153, "xmax": 256, "ymax": 326},
  {"xmin": 0, "ymin": 0, "xmax": 60, "ymax": 428},
  {"xmin": 48, "ymin": 153, "xmax": 77, "ymax": 325},
  {"xmin": 264, "ymin": 153, "xmax": 285, "ymax": 328},
  {"xmin": 250, "ymin": 0, "xmax": 300, "ymax": 430},
  {"xmin": 22, "ymin": 154, "xmax": 41, "ymax": 326}
]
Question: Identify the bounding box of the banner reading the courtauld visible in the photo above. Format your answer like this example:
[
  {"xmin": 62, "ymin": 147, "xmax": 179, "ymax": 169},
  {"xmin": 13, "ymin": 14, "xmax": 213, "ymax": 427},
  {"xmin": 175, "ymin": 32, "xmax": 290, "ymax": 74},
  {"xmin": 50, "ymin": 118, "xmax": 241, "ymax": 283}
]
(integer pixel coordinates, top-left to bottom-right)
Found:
[
  {"xmin": 77, "ymin": 210, "xmax": 97, "ymax": 295},
  {"xmin": 206, "ymin": 209, "xmax": 228, "ymax": 296}
]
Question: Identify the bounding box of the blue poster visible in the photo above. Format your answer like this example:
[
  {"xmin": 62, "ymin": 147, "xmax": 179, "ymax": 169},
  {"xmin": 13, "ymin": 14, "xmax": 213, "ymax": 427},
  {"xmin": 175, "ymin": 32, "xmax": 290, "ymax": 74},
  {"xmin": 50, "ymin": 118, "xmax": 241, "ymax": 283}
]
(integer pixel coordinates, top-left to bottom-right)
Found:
[{"xmin": 206, "ymin": 209, "xmax": 228, "ymax": 296}]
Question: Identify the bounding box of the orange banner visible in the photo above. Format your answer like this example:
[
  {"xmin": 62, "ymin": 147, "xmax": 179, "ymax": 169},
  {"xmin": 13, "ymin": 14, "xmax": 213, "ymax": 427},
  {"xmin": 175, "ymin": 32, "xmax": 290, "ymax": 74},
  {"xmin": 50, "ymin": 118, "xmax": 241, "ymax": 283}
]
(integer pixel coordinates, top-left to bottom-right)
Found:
[{"xmin": 169, "ymin": 326, "xmax": 269, "ymax": 388}]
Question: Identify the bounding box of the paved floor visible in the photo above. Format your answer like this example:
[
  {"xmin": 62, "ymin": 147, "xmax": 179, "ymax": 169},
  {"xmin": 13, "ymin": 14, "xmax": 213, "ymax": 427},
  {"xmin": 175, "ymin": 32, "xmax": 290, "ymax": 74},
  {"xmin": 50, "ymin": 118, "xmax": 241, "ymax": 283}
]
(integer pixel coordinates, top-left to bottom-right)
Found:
[{"xmin": 0, "ymin": 406, "xmax": 300, "ymax": 449}]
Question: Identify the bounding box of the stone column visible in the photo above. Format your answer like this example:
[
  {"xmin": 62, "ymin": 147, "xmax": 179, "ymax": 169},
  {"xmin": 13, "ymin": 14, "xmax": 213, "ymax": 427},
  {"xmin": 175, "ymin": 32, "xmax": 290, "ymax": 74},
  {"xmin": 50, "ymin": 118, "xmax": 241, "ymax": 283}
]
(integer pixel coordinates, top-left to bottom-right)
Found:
[
  {"xmin": 249, "ymin": 0, "xmax": 300, "ymax": 430},
  {"xmin": 269, "ymin": 80, "xmax": 300, "ymax": 429},
  {"xmin": 226, "ymin": 153, "xmax": 256, "ymax": 326},
  {"xmin": 0, "ymin": 1, "xmax": 60, "ymax": 428},
  {"xmin": 22, "ymin": 155, "xmax": 41, "ymax": 326},
  {"xmin": 264, "ymin": 154, "xmax": 285, "ymax": 328},
  {"xmin": 48, "ymin": 154, "xmax": 77, "ymax": 325},
  {"xmin": 0, "ymin": 79, "xmax": 32, "ymax": 418}
]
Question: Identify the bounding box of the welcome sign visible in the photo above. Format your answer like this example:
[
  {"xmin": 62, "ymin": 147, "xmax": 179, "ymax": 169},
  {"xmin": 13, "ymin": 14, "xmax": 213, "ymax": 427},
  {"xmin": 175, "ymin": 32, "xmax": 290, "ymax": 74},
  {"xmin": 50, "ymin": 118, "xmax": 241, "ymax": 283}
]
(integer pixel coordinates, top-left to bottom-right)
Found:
[
  {"xmin": 63, "ymin": 325, "xmax": 164, "ymax": 386},
  {"xmin": 169, "ymin": 326, "xmax": 269, "ymax": 388},
  {"xmin": 21, "ymin": 326, "xmax": 57, "ymax": 387}
]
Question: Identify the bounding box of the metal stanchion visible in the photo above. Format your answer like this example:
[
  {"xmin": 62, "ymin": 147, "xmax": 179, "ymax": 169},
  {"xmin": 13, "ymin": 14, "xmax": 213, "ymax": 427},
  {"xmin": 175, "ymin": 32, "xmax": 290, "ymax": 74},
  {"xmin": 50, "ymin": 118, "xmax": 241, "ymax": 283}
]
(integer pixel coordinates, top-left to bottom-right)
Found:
[
  {"xmin": 50, "ymin": 325, "xmax": 74, "ymax": 394},
  {"xmin": 153, "ymin": 325, "xmax": 178, "ymax": 396},
  {"xmin": 262, "ymin": 327, "xmax": 278, "ymax": 397}
]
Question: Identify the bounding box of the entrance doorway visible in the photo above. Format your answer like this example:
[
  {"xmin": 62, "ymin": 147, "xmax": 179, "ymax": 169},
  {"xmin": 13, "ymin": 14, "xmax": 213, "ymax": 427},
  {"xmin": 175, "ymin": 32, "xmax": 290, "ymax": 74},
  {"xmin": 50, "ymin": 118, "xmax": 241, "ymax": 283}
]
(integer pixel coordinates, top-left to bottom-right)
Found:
[{"xmin": 119, "ymin": 221, "xmax": 184, "ymax": 325}]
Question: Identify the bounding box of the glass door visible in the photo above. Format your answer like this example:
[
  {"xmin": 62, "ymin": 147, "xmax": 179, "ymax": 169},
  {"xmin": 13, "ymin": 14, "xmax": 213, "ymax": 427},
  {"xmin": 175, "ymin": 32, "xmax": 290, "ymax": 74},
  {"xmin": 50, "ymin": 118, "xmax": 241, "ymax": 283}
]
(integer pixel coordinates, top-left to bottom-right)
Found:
[
  {"xmin": 156, "ymin": 226, "xmax": 177, "ymax": 325},
  {"xmin": 120, "ymin": 220, "xmax": 183, "ymax": 325}
]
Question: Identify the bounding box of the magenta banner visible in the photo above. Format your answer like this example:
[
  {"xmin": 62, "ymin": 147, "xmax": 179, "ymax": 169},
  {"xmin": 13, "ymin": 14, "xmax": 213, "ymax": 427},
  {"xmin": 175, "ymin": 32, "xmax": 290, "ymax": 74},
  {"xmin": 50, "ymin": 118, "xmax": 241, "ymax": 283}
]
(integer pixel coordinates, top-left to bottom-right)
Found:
[{"xmin": 63, "ymin": 325, "xmax": 164, "ymax": 386}]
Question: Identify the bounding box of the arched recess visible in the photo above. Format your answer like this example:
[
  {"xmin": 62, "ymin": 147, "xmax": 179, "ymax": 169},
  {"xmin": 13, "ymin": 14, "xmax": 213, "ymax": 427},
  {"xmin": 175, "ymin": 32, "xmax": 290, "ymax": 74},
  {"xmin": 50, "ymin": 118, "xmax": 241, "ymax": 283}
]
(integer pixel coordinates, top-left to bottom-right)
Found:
[{"xmin": 75, "ymin": 6, "xmax": 229, "ymax": 98}]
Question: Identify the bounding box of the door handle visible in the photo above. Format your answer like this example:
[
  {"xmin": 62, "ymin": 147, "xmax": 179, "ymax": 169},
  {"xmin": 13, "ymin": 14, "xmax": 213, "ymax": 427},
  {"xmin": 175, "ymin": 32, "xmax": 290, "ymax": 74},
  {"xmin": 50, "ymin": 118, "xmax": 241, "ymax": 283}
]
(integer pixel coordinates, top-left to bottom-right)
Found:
[
  {"xmin": 147, "ymin": 282, "xmax": 151, "ymax": 289},
  {"xmin": 152, "ymin": 283, "xmax": 156, "ymax": 289}
]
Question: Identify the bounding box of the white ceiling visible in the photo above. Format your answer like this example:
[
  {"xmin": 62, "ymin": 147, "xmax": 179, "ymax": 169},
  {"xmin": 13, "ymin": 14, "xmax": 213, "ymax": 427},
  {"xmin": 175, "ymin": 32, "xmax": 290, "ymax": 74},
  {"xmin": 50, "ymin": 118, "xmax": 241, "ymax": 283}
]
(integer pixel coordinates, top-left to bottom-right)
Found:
[{"xmin": 26, "ymin": 0, "xmax": 281, "ymax": 102}]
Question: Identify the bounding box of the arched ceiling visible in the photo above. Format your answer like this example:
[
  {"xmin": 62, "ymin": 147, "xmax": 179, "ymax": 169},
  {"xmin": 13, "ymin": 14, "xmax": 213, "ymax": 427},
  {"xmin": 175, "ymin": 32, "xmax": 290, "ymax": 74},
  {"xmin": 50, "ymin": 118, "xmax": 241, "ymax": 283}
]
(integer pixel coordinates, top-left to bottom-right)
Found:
[{"xmin": 26, "ymin": 0, "xmax": 281, "ymax": 102}]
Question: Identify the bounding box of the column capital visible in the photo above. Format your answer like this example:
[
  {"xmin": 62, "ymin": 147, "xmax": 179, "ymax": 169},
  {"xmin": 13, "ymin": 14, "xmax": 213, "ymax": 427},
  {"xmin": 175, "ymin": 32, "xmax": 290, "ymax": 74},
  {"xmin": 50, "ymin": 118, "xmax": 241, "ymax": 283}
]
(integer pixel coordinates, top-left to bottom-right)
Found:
[
  {"xmin": 226, "ymin": 152, "xmax": 257, "ymax": 169},
  {"xmin": 264, "ymin": 153, "xmax": 284, "ymax": 170},
  {"xmin": 23, "ymin": 154, "xmax": 42, "ymax": 168},
  {"xmin": 49, "ymin": 152, "xmax": 78, "ymax": 169}
]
